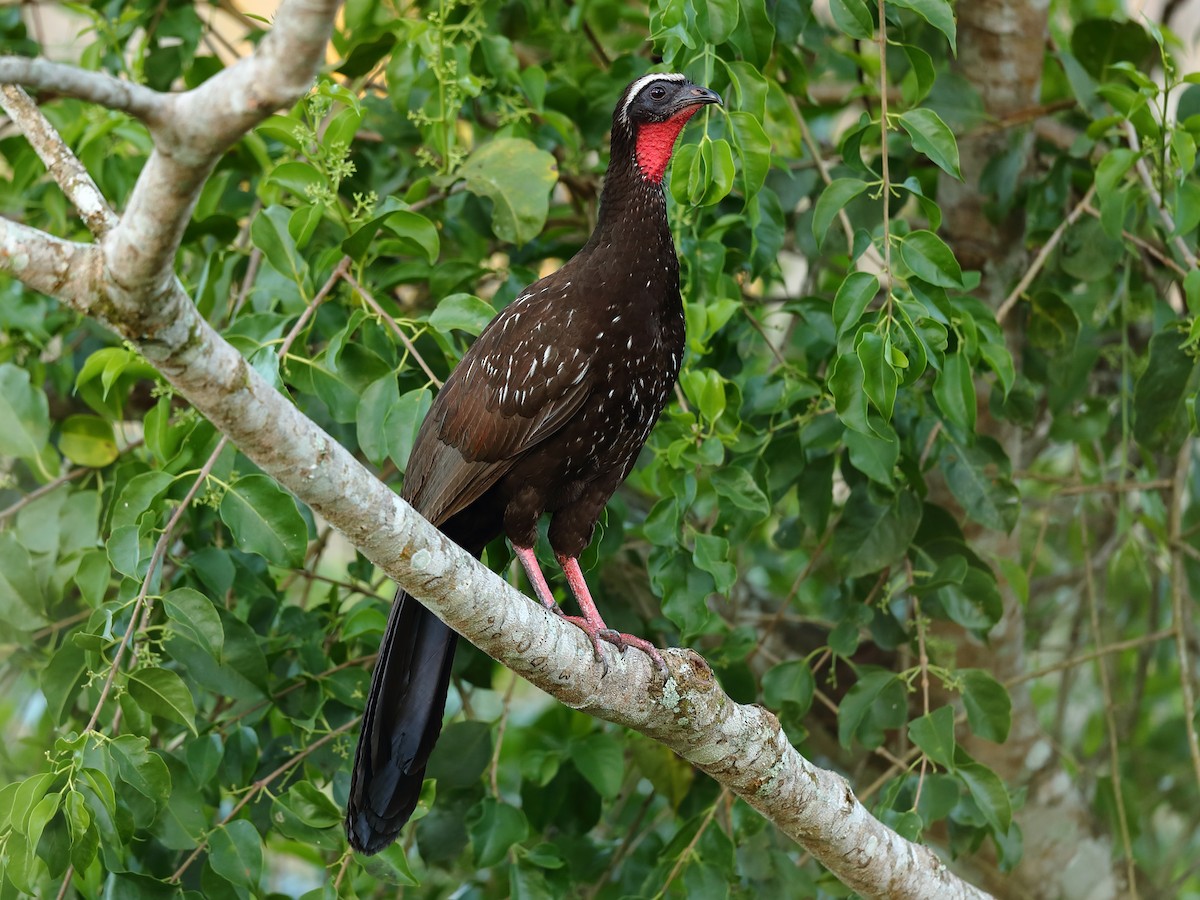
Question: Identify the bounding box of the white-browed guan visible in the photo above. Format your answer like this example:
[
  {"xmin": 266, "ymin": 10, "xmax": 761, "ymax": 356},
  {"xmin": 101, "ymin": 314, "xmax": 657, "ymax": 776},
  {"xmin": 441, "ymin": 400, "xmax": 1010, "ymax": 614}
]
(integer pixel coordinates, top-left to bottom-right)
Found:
[{"xmin": 346, "ymin": 73, "xmax": 721, "ymax": 854}]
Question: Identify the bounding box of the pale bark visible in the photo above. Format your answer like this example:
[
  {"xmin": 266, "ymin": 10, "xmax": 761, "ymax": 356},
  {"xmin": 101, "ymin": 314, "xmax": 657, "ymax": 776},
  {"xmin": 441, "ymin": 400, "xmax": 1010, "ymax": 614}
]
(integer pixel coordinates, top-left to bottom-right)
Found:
[{"xmin": 1, "ymin": 5, "xmax": 992, "ymax": 897}]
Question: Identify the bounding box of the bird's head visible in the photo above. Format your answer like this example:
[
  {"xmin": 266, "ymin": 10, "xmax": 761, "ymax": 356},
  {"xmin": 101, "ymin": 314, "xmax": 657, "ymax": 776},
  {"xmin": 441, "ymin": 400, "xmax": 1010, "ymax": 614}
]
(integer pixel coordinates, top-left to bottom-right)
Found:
[{"xmin": 614, "ymin": 74, "xmax": 722, "ymax": 185}]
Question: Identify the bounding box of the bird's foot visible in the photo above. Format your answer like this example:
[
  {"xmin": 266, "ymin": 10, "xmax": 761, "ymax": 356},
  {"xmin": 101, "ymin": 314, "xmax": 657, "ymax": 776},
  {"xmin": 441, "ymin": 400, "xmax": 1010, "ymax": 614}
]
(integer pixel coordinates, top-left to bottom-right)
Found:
[{"xmin": 558, "ymin": 614, "xmax": 668, "ymax": 674}]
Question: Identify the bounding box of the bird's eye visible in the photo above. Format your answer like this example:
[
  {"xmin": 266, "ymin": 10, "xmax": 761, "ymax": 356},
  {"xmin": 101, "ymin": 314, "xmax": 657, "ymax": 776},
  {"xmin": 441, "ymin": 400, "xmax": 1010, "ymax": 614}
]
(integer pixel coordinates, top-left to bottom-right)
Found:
[{"xmin": 649, "ymin": 86, "xmax": 667, "ymax": 100}]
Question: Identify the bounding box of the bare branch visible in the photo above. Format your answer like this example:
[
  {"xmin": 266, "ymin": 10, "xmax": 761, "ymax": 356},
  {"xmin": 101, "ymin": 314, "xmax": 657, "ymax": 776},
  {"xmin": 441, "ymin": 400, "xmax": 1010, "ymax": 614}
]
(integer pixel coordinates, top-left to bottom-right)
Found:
[
  {"xmin": 102, "ymin": 0, "xmax": 341, "ymax": 316},
  {"xmin": 996, "ymin": 183, "xmax": 1095, "ymax": 324},
  {"xmin": 0, "ymin": 215, "xmax": 100, "ymax": 304},
  {"xmin": 0, "ymin": 84, "xmax": 118, "ymax": 236},
  {"xmin": 0, "ymin": 57, "xmax": 164, "ymax": 125}
]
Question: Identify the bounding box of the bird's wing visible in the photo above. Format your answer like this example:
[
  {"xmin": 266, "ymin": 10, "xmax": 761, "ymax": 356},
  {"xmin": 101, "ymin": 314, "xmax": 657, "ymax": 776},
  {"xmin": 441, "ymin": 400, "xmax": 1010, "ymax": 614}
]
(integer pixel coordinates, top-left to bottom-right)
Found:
[{"xmin": 402, "ymin": 289, "xmax": 594, "ymax": 524}]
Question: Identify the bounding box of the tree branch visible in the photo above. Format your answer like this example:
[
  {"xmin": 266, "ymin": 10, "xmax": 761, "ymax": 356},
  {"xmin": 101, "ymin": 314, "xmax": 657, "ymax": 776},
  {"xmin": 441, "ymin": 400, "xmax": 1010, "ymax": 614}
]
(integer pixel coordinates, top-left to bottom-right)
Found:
[
  {"xmin": 0, "ymin": 84, "xmax": 119, "ymax": 236},
  {"xmin": 0, "ymin": 57, "xmax": 165, "ymax": 126},
  {"xmin": 0, "ymin": 216, "xmax": 100, "ymax": 305}
]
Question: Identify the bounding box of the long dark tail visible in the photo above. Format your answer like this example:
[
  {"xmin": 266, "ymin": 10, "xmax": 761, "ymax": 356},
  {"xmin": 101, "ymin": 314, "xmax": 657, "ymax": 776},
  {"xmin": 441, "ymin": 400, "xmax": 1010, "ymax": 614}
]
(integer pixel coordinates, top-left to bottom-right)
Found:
[{"xmin": 345, "ymin": 586, "xmax": 458, "ymax": 854}]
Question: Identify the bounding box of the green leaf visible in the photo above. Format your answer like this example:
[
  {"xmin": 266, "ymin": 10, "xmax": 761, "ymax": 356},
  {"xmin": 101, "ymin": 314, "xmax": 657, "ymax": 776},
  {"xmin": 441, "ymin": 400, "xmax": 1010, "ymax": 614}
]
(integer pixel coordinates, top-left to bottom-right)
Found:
[
  {"xmin": 1173, "ymin": 181, "xmax": 1200, "ymax": 238},
  {"xmin": 828, "ymin": 0, "xmax": 873, "ymax": 39},
  {"xmin": 830, "ymin": 350, "xmax": 871, "ymax": 436},
  {"xmin": 127, "ymin": 667, "xmax": 198, "ymax": 734},
  {"xmin": 933, "ymin": 351, "xmax": 976, "ymax": 437},
  {"xmin": 109, "ymin": 735, "xmax": 170, "ymax": 805},
  {"xmin": 955, "ymin": 752, "xmax": 1012, "ymax": 833},
  {"xmin": 680, "ymin": 368, "xmax": 727, "ymax": 424},
  {"xmin": 0, "ymin": 532, "xmax": 48, "ymax": 631},
  {"xmin": 59, "ymin": 414, "xmax": 119, "ymax": 467},
  {"xmin": 761, "ymin": 658, "xmax": 815, "ymax": 716},
  {"xmin": 266, "ymin": 160, "xmax": 324, "ymax": 196},
  {"xmin": 832, "ymin": 272, "xmax": 880, "ymax": 337},
  {"xmin": 814, "ymin": 178, "xmax": 869, "ymax": 244},
  {"xmin": 41, "ymin": 641, "xmax": 88, "ymax": 723},
  {"xmin": 961, "ymin": 669, "xmax": 1012, "ymax": 742},
  {"xmin": 889, "ymin": 0, "xmax": 957, "ymax": 54},
  {"xmin": 357, "ymin": 374, "xmax": 400, "ymax": 466},
  {"xmin": 938, "ymin": 438, "xmax": 1019, "ymax": 533},
  {"xmin": 728, "ymin": 111, "xmax": 771, "ymax": 201},
  {"xmin": 106, "ymin": 524, "xmax": 143, "ymax": 579},
  {"xmin": 845, "ymin": 422, "xmax": 898, "ymax": 485},
  {"xmin": 709, "ymin": 468, "xmax": 769, "ymax": 519},
  {"xmin": 1134, "ymin": 329, "xmax": 1197, "ymax": 448},
  {"xmin": 1071, "ymin": 18, "xmax": 1155, "ymax": 80},
  {"xmin": 390, "ymin": 387, "xmax": 434, "ymax": 473},
  {"xmin": 426, "ymin": 721, "xmax": 492, "ymax": 789},
  {"xmin": 163, "ymin": 588, "xmax": 224, "ymax": 657},
  {"xmin": 280, "ymin": 781, "xmax": 341, "ymax": 829},
  {"xmin": 897, "ymin": 109, "xmax": 962, "ymax": 180},
  {"xmin": 901, "ymin": 43, "xmax": 937, "ymax": 106},
  {"xmin": 692, "ymin": 532, "xmax": 737, "ymax": 594},
  {"xmin": 696, "ymin": 0, "xmax": 740, "ymax": 44},
  {"xmin": 112, "ymin": 470, "xmax": 176, "ymax": 530},
  {"xmin": 429, "ymin": 293, "xmax": 496, "ymax": 336},
  {"xmin": 460, "ymin": 137, "xmax": 558, "ymax": 245},
  {"xmin": 900, "ymin": 230, "xmax": 965, "ymax": 289},
  {"xmin": 470, "ymin": 798, "xmax": 529, "ymax": 868},
  {"xmin": 1094, "ymin": 147, "xmax": 1135, "ymax": 201},
  {"xmin": 857, "ymin": 331, "xmax": 899, "ymax": 420},
  {"xmin": 381, "ymin": 209, "xmax": 441, "ymax": 264},
  {"xmin": 699, "ymin": 138, "xmax": 736, "ymax": 206},
  {"xmin": 219, "ymin": 474, "xmax": 307, "ymax": 567},
  {"xmin": 831, "ymin": 485, "xmax": 922, "ymax": 578},
  {"xmin": 838, "ymin": 669, "xmax": 907, "ymax": 749},
  {"xmin": 0, "ymin": 363, "xmax": 56, "ymax": 478},
  {"xmin": 908, "ymin": 705, "xmax": 957, "ymax": 769},
  {"xmin": 208, "ymin": 819, "xmax": 263, "ymax": 889},
  {"xmin": 572, "ymin": 731, "xmax": 624, "ymax": 799},
  {"xmin": 251, "ymin": 204, "xmax": 309, "ymax": 287}
]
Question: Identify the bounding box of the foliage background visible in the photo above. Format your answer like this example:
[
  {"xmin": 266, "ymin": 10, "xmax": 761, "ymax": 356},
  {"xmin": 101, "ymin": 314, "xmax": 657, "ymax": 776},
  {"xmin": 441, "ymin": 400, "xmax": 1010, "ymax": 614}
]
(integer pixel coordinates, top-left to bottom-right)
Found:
[{"xmin": 1, "ymin": 0, "xmax": 1199, "ymax": 897}]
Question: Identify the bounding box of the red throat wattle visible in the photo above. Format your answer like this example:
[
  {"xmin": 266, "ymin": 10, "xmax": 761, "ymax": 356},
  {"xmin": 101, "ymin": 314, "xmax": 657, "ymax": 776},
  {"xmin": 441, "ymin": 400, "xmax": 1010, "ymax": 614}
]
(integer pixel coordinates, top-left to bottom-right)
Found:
[{"xmin": 635, "ymin": 106, "xmax": 703, "ymax": 184}]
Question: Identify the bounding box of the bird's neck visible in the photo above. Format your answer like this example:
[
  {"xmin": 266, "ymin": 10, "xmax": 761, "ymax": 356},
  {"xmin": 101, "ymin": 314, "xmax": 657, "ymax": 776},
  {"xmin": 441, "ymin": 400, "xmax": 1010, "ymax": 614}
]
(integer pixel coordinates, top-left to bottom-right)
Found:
[{"xmin": 581, "ymin": 128, "xmax": 678, "ymax": 285}]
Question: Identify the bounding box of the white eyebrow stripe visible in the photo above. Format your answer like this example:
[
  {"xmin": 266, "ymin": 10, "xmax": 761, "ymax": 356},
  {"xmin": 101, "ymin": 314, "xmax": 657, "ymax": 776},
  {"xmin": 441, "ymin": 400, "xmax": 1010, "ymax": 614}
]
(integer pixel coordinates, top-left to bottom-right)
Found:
[{"xmin": 620, "ymin": 72, "xmax": 688, "ymax": 122}]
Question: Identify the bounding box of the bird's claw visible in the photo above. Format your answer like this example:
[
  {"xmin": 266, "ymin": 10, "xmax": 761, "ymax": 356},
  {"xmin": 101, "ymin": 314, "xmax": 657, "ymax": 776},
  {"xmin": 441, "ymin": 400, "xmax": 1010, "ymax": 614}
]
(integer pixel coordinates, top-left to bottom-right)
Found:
[{"xmin": 559, "ymin": 617, "xmax": 667, "ymax": 675}]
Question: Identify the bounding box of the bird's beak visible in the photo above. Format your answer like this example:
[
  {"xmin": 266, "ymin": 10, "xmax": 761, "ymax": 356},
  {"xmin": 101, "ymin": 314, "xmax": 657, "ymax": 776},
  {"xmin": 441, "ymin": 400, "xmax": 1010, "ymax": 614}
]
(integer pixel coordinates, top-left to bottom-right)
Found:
[{"xmin": 671, "ymin": 85, "xmax": 723, "ymax": 117}]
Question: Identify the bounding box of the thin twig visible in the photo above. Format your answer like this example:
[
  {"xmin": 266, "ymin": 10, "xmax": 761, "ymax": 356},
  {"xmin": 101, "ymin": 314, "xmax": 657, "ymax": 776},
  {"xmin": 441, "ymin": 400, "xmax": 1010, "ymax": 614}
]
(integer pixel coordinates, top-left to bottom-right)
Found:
[
  {"xmin": 1076, "ymin": 453, "xmax": 1138, "ymax": 897},
  {"xmin": 341, "ymin": 268, "xmax": 443, "ymax": 387},
  {"xmin": 658, "ymin": 788, "xmax": 728, "ymax": 895},
  {"xmin": 1168, "ymin": 440, "xmax": 1200, "ymax": 796},
  {"xmin": 489, "ymin": 673, "xmax": 519, "ymax": 798},
  {"xmin": 0, "ymin": 464, "xmax": 91, "ymax": 522},
  {"xmin": 0, "ymin": 84, "xmax": 119, "ymax": 237},
  {"xmin": 582, "ymin": 792, "xmax": 657, "ymax": 900},
  {"xmin": 1123, "ymin": 120, "xmax": 1199, "ymax": 270},
  {"xmin": 746, "ymin": 528, "xmax": 833, "ymax": 664},
  {"xmin": 1008, "ymin": 629, "xmax": 1175, "ymax": 687},
  {"xmin": 791, "ymin": 95, "xmax": 854, "ymax": 251},
  {"xmin": 1080, "ymin": 201, "xmax": 1189, "ymax": 278},
  {"xmin": 739, "ymin": 304, "xmax": 790, "ymax": 369},
  {"xmin": 996, "ymin": 183, "xmax": 1096, "ymax": 323},
  {"xmin": 912, "ymin": 591, "xmax": 931, "ymax": 809},
  {"xmin": 169, "ymin": 718, "xmax": 358, "ymax": 883},
  {"xmin": 82, "ymin": 436, "xmax": 228, "ymax": 734},
  {"xmin": 877, "ymin": 0, "xmax": 894, "ymax": 307}
]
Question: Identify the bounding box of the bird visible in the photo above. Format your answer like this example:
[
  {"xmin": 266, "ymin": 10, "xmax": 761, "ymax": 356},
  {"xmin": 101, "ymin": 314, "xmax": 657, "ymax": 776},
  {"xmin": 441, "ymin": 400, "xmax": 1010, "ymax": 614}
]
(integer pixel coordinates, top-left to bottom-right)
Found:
[{"xmin": 345, "ymin": 73, "xmax": 722, "ymax": 855}]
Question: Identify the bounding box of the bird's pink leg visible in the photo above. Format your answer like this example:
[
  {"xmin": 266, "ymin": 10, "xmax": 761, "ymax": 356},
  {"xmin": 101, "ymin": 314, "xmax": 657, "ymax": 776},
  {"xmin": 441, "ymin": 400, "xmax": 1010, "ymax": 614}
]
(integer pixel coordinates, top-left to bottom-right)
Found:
[
  {"xmin": 513, "ymin": 545, "xmax": 561, "ymax": 612},
  {"xmin": 558, "ymin": 554, "xmax": 667, "ymax": 672}
]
